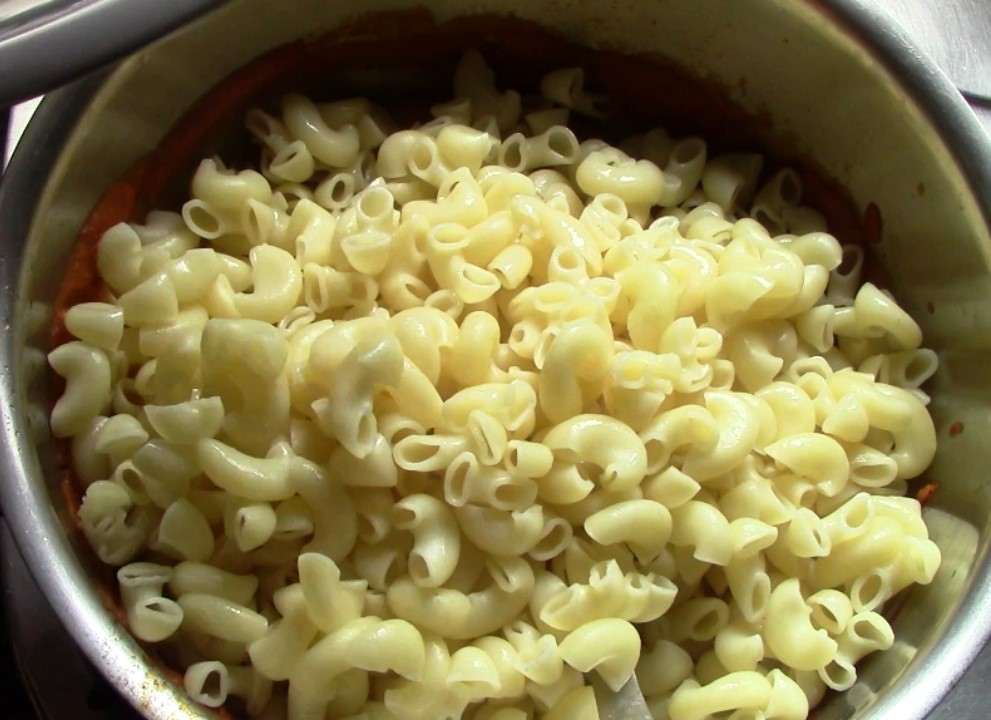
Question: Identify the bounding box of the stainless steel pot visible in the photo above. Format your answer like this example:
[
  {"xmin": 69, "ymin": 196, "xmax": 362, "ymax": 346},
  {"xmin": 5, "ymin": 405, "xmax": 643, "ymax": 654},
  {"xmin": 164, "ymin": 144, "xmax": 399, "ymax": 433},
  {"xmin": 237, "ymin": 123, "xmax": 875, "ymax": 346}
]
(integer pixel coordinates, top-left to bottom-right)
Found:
[{"xmin": 1, "ymin": 0, "xmax": 990, "ymax": 718}]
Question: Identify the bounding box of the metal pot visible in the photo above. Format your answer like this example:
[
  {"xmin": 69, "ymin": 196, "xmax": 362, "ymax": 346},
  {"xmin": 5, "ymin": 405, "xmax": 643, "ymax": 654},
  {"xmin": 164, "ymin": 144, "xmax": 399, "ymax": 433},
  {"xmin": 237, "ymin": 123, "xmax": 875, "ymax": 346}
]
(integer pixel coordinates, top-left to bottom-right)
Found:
[{"xmin": 1, "ymin": 0, "xmax": 990, "ymax": 718}]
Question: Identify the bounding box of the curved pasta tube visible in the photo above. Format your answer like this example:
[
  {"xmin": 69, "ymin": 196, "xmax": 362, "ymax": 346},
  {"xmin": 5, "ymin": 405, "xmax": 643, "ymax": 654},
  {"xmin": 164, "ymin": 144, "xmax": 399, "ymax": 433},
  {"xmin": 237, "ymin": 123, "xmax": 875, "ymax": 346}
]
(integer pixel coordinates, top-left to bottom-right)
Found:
[
  {"xmin": 71, "ymin": 416, "xmax": 111, "ymax": 486},
  {"xmin": 97, "ymin": 222, "xmax": 143, "ymax": 294},
  {"xmin": 681, "ymin": 391, "xmax": 762, "ymax": 482},
  {"xmin": 394, "ymin": 433, "xmax": 468, "ymax": 473},
  {"xmin": 511, "ymin": 195, "xmax": 603, "ymax": 275},
  {"xmin": 393, "ymin": 494, "xmax": 461, "ymax": 587},
  {"xmin": 832, "ymin": 282, "xmax": 923, "ymax": 350},
  {"xmin": 812, "ymin": 514, "xmax": 904, "ymax": 589},
  {"xmin": 786, "ymin": 508, "xmax": 832, "ymax": 558},
  {"xmin": 558, "ymin": 618, "xmax": 640, "ymax": 691},
  {"xmin": 64, "ymin": 302, "xmax": 125, "ymax": 350},
  {"xmin": 436, "ymin": 124, "xmax": 496, "ymax": 175},
  {"xmin": 201, "ymin": 318, "xmax": 290, "ymax": 452},
  {"xmin": 291, "ymin": 457, "xmax": 357, "ymax": 562},
  {"xmin": 541, "ymin": 414, "xmax": 647, "ymax": 495},
  {"xmin": 637, "ymin": 639, "xmax": 694, "ymax": 698},
  {"xmin": 761, "ymin": 668, "xmax": 811, "ymax": 720},
  {"xmin": 605, "ymin": 351, "xmax": 677, "ymax": 430},
  {"xmin": 184, "ymin": 661, "xmax": 230, "ymax": 708},
  {"xmin": 297, "ymin": 553, "xmax": 366, "ymax": 633},
  {"xmin": 118, "ymin": 270, "xmax": 180, "ymax": 327},
  {"xmin": 288, "ymin": 616, "xmax": 424, "ymax": 720},
  {"xmin": 389, "ymin": 307, "xmax": 459, "ymax": 386},
  {"xmin": 248, "ymin": 586, "xmax": 317, "ymax": 680},
  {"xmin": 382, "ymin": 633, "xmax": 476, "ymax": 719},
  {"xmin": 539, "ymin": 560, "xmax": 676, "ymax": 631},
  {"xmin": 670, "ymin": 500, "xmax": 733, "ymax": 566},
  {"xmin": 197, "ymin": 439, "xmax": 293, "ymax": 501},
  {"xmin": 408, "ymin": 171, "xmax": 488, "ymax": 228},
  {"xmin": 713, "ymin": 622, "xmax": 764, "ymax": 673},
  {"xmin": 527, "ymin": 126, "xmax": 581, "ymax": 168},
  {"xmin": 723, "ymin": 321, "xmax": 796, "ymax": 393},
  {"xmin": 575, "ymin": 149, "xmax": 666, "ymax": 206},
  {"xmin": 328, "ymin": 434, "xmax": 398, "ymax": 488},
  {"xmin": 756, "ymin": 382, "xmax": 817, "ymax": 441},
  {"xmin": 282, "ymin": 93, "xmax": 361, "ymax": 168},
  {"xmin": 452, "ymin": 49, "xmax": 522, "ymax": 131},
  {"xmin": 211, "ymin": 244, "xmax": 303, "ymax": 324},
  {"xmin": 288, "ymin": 199, "xmax": 336, "ymax": 266},
  {"xmin": 616, "ymin": 262, "xmax": 679, "ymax": 352},
  {"xmin": 144, "ymin": 396, "xmax": 225, "ymax": 446},
  {"xmin": 117, "ymin": 563, "xmax": 183, "ymax": 642},
  {"xmin": 449, "ymin": 311, "xmax": 501, "ymax": 387},
  {"xmin": 192, "ymin": 158, "xmax": 272, "ymax": 209},
  {"xmin": 642, "ymin": 466, "xmax": 701, "ymax": 509},
  {"xmin": 765, "ymin": 433, "xmax": 849, "ymax": 498},
  {"xmin": 153, "ymin": 498, "xmax": 211, "ymax": 562},
  {"xmin": 503, "ymin": 620, "xmax": 564, "ymax": 686},
  {"xmin": 846, "ymin": 383, "xmax": 935, "ymax": 480},
  {"xmin": 383, "ymin": 358, "xmax": 445, "ymax": 431},
  {"xmin": 455, "ymin": 505, "xmax": 543, "ymax": 556},
  {"xmin": 667, "ymin": 672, "xmax": 773, "ymax": 720},
  {"xmin": 226, "ymin": 498, "xmax": 277, "ymax": 551},
  {"xmin": 316, "ymin": 333, "xmax": 404, "ymax": 458},
  {"xmin": 78, "ymin": 481, "xmax": 151, "ymax": 565},
  {"xmin": 177, "ymin": 592, "xmax": 268, "ymax": 643},
  {"xmin": 442, "ymin": 379, "xmax": 538, "ymax": 438},
  {"xmin": 639, "ymin": 405, "xmax": 719, "ymax": 476},
  {"xmin": 169, "ymin": 561, "xmax": 257, "ymax": 605},
  {"xmin": 725, "ymin": 553, "xmax": 771, "ymax": 624},
  {"xmin": 446, "ymin": 645, "xmax": 503, "ymax": 701},
  {"xmin": 584, "ymin": 499, "xmax": 672, "ymax": 563},
  {"xmin": 701, "ymin": 153, "xmax": 763, "ymax": 212},
  {"xmin": 386, "ymin": 557, "xmax": 534, "ymax": 639},
  {"xmin": 538, "ymin": 321, "xmax": 613, "ymax": 422},
  {"xmin": 49, "ymin": 341, "xmax": 112, "ymax": 437},
  {"xmin": 444, "ymin": 451, "xmax": 536, "ymax": 510},
  {"xmin": 764, "ymin": 578, "xmax": 837, "ymax": 671}
]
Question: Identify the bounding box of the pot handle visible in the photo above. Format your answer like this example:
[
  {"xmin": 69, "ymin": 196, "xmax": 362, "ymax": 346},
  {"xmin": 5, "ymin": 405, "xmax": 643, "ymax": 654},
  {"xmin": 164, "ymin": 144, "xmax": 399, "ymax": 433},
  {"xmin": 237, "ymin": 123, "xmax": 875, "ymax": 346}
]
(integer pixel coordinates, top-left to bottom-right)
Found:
[{"xmin": 0, "ymin": 0, "xmax": 223, "ymax": 106}]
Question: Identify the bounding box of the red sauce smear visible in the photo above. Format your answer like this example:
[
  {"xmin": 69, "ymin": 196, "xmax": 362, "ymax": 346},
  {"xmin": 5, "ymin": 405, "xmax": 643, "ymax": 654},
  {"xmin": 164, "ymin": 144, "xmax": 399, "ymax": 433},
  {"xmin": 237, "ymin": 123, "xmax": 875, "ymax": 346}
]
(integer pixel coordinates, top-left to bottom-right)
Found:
[
  {"xmin": 916, "ymin": 482, "xmax": 940, "ymax": 506},
  {"xmin": 949, "ymin": 421, "xmax": 964, "ymax": 437}
]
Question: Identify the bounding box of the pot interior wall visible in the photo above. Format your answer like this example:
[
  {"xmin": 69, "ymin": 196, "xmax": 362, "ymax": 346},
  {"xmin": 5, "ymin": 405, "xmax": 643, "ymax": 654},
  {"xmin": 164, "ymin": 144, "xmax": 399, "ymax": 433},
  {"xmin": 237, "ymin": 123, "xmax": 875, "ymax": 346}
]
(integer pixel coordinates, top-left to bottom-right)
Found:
[{"xmin": 11, "ymin": 0, "xmax": 991, "ymax": 718}]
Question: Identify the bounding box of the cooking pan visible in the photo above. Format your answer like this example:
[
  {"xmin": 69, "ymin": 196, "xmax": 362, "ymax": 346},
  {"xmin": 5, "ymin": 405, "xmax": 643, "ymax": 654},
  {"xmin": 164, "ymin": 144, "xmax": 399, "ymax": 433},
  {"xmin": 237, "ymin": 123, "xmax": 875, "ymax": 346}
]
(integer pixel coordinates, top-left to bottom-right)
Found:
[{"xmin": 1, "ymin": 0, "xmax": 990, "ymax": 718}]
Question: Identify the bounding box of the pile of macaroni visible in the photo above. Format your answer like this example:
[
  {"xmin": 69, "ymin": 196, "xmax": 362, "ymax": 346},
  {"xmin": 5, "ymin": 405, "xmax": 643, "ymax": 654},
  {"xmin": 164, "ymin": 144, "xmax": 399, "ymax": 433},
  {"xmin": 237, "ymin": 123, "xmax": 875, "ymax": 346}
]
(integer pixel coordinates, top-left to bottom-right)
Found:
[{"xmin": 50, "ymin": 51, "xmax": 941, "ymax": 720}]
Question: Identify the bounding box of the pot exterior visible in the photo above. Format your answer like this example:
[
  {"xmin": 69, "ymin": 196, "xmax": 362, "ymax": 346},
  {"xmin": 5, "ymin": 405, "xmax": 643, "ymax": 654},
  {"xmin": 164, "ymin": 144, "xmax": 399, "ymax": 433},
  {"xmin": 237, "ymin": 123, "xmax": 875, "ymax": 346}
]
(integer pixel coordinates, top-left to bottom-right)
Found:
[{"xmin": 1, "ymin": 1, "xmax": 990, "ymax": 718}]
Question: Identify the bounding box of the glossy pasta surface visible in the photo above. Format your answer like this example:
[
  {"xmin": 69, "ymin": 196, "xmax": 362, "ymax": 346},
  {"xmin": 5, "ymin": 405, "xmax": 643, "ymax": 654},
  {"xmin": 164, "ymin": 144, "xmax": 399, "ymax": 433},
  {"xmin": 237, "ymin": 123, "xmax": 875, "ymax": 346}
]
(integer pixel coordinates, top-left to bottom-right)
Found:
[{"xmin": 50, "ymin": 52, "xmax": 940, "ymax": 720}]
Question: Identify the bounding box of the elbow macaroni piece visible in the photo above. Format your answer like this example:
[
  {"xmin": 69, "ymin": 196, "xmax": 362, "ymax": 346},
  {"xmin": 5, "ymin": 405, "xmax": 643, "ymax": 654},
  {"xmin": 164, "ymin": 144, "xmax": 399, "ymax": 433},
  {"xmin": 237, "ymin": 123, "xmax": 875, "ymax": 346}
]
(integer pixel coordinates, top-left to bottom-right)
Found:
[{"xmin": 51, "ymin": 53, "xmax": 940, "ymax": 720}]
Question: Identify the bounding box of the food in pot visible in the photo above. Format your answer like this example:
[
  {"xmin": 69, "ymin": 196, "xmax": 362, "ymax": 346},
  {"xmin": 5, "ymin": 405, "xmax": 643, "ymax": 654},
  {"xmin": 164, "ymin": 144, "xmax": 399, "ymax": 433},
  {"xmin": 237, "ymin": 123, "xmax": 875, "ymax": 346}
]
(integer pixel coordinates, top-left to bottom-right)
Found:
[{"xmin": 49, "ymin": 51, "xmax": 940, "ymax": 720}]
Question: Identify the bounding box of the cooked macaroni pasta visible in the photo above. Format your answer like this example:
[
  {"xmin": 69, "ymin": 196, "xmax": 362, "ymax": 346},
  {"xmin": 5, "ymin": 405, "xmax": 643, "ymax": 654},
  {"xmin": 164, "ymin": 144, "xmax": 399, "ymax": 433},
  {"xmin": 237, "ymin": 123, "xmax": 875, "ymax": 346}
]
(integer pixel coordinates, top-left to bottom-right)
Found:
[{"xmin": 52, "ymin": 51, "xmax": 941, "ymax": 720}]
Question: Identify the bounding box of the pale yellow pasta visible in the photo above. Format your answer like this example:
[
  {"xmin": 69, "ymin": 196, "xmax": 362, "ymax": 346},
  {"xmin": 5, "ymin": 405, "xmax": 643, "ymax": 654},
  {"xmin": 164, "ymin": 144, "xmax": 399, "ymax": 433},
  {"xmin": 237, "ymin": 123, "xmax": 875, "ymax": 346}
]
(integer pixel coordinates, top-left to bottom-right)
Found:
[
  {"xmin": 584, "ymin": 499, "xmax": 672, "ymax": 563},
  {"xmin": 170, "ymin": 561, "xmax": 259, "ymax": 605},
  {"xmin": 118, "ymin": 562, "xmax": 184, "ymax": 642},
  {"xmin": 453, "ymin": 49, "xmax": 521, "ymax": 131},
  {"xmin": 281, "ymin": 92, "xmax": 360, "ymax": 168},
  {"xmin": 387, "ymin": 557, "xmax": 534, "ymax": 639},
  {"xmin": 576, "ymin": 147, "xmax": 666, "ymax": 205},
  {"xmin": 155, "ymin": 498, "xmax": 216, "ymax": 562},
  {"xmin": 558, "ymin": 618, "xmax": 640, "ymax": 691},
  {"xmin": 53, "ymin": 54, "xmax": 942, "ymax": 720},
  {"xmin": 764, "ymin": 579, "xmax": 838, "ymax": 671},
  {"xmin": 393, "ymin": 494, "xmax": 461, "ymax": 587}
]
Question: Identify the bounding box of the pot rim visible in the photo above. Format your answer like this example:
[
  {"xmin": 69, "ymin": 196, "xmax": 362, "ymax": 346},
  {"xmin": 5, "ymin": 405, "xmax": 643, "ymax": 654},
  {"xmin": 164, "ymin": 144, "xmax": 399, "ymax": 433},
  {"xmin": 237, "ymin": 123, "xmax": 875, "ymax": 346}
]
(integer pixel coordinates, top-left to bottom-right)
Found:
[{"xmin": 1, "ymin": 1, "xmax": 990, "ymax": 718}]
